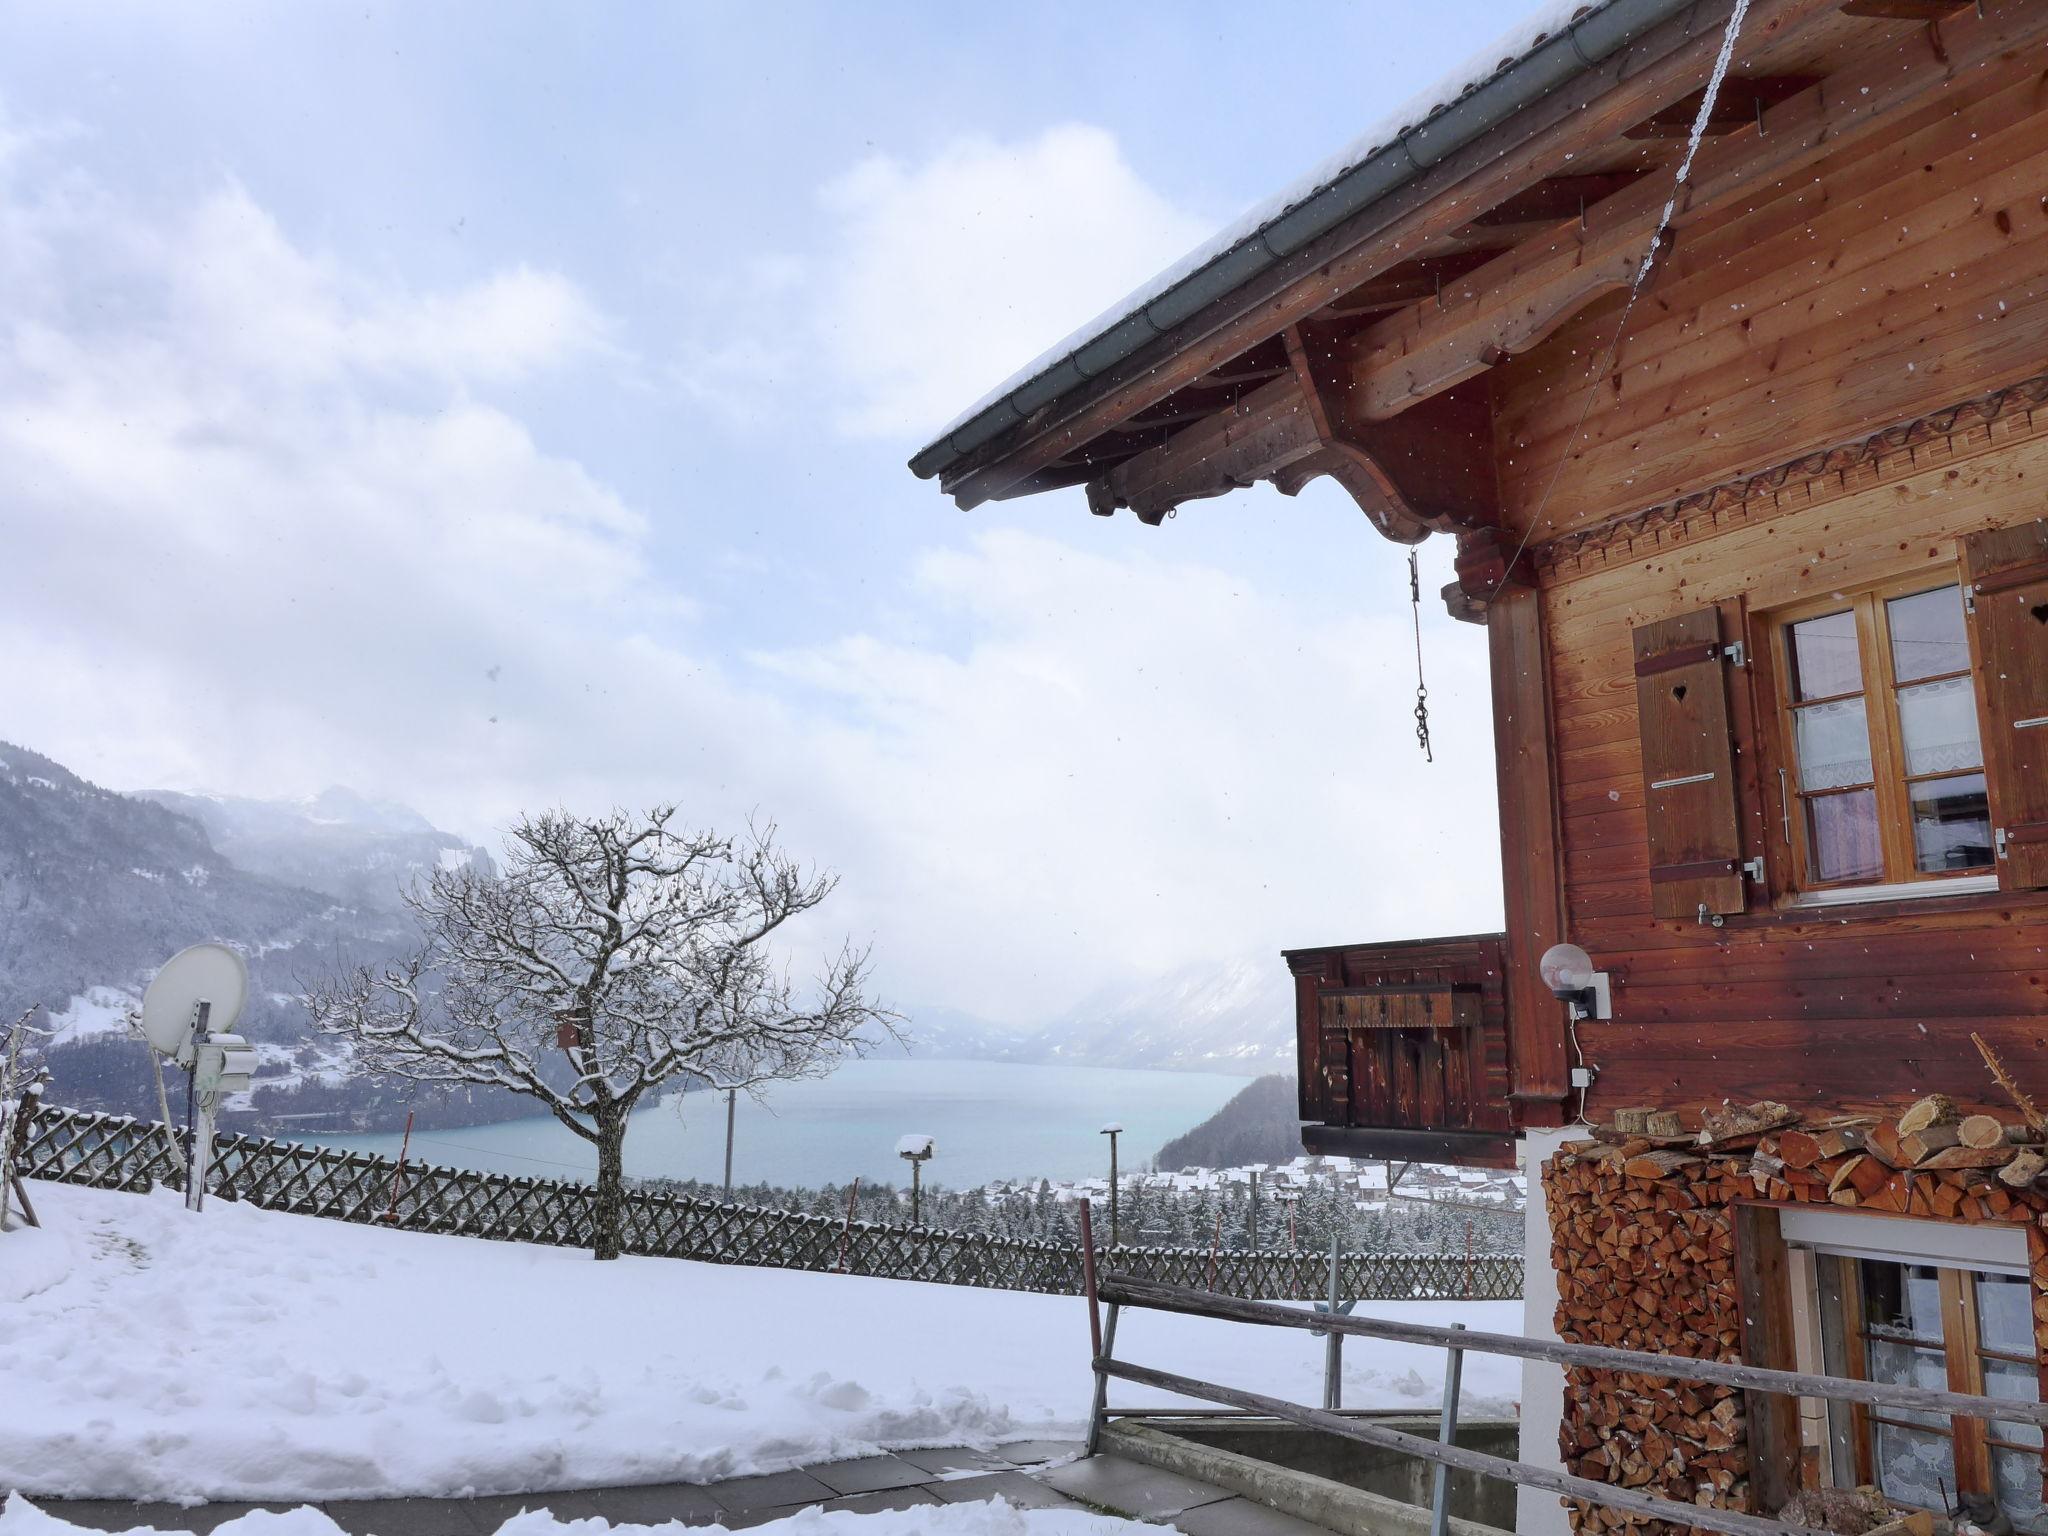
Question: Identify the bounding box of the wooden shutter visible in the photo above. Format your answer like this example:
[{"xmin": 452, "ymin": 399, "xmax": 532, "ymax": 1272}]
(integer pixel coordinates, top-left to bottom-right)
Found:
[
  {"xmin": 1964, "ymin": 524, "xmax": 2048, "ymax": 891},
  {"xmin": 1634, "ymin": 608, "xmax": 1747, "ymax": 919}
]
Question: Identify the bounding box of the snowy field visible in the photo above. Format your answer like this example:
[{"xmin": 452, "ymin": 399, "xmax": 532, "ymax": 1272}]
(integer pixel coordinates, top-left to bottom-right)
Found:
[{"xmin": 1, "ymin": 1181, "xmax": 1518, "ymax": 1503}]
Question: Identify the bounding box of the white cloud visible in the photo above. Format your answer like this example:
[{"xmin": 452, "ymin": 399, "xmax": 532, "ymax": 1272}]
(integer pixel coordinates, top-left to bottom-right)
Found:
[
  {"xmin": 815, "ymin": 124, "xmax": 1214, "ymax": 440},
  {"xmin": 749, "ymin": 528, "xmax": 1500, "ymax": 1010},
  {"xmin": 0, "ymin": 109, "xmax": 1501, "ymax": 1026}
]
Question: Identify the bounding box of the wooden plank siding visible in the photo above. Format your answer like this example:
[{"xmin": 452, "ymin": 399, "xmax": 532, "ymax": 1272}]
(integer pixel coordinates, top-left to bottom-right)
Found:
[
  {"xmin": 1528, "ymin": 407, "xmax": 2048, "ymax": 1123},
  {"xmin": 1496, "ymin": 46, "xmax": 2048, "ymax": 1126},
  {"xmin": 1494, "ymin": 44, "xmax": 2048, "ymax": 542},
  {"xmin": 1285, "ymin": 933, "xmax": 1516, "ymax": 1164}
]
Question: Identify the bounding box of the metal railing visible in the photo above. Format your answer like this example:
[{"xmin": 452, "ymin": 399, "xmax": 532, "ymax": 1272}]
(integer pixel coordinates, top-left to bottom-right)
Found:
[{"xmin": 1074, "ymin": 1208, "xmax": 2048, "ymax": 1536}]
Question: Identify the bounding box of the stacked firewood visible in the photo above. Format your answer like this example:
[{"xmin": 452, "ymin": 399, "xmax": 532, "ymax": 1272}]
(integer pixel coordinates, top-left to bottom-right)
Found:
[
  {"xmin": 1544, "ymin": 1061, "xmax": 2048, "ymax": 1536},
  {"xmin": 1546, "ymin": 1129, "xmax": 1755, "ymax": 1527}
]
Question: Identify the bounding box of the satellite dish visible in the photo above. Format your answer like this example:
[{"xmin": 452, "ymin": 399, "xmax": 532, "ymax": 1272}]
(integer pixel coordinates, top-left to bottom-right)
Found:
[{"xmin": 140, "ymin": 943, "xmax": 249, "ymax": 1058}]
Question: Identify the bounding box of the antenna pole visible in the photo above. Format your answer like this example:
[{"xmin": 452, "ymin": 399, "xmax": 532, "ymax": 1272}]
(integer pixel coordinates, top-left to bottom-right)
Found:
[
  {"xmin": 184, "ymin": 999, "xmax": 211, "ymax": 1212},
  {"xmin": 150, "ymin": 1047, "xmax": 185, "ymax": 1178}
]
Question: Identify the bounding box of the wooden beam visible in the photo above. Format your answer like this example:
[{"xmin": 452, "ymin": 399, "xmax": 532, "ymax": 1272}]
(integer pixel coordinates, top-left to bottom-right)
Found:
[
  {"xmin": 1319, "ymin": 249, "xmax": 1506, "ymax": 317},
  {"xmin": 1343, "ymin": 0, "xmax": 2048, "ymax": 422},
  {"xmin": 1622, "ymin": 73, "xmax": 1820, "ymax": 138},
  {"xmin": 941, "ymin": 0, "xmax": 1846, "ymax": 510},
  {"xmin": 1082, "ymin": 325, "xmax": 1503, "ymax": 540},
  {"xmin": 1839, "ymin": 0, "xmax": 1965, "ymax": 17},
  {"xmin": 1487, "ymin": 583, "xmax": 1570, "ymax": 1122},
  {"xmin": 1467, "ymin": 172, "xmax": 1653, "ymax": 227},
  {"xmin": 1734, "ymin": 1206, "xmax": 1805, "ymax": 1514}
]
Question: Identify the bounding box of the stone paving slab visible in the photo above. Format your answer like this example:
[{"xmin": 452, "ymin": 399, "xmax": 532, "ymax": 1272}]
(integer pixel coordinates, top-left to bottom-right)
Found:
[
  {"xmin": 1170, "ymin": 1495, "xmax": 1341, "ymax": 1536},
  {"xmin": 927, "ymin": 1471, "xmax": 1078, "ymax": 1510},
  {"xmin": 697, "ymin": 1468, "xmax": 839, "ymax": 1513},
  {"xmin": 991, "ymin": 1439, "xmax": 1084, "ymax": 1466},
  {"xmin": 816, "ymin": 1488, "xmax": 942, "ymax": 1516},
  {"xmin": 7, "ymin": 1504, "xmax": 298, "ymax": 1535},
  {"xmin": 1037, "ymin": 1455, "xmax": 1238, "ymax": 1521},
  {"xmin": 893, "ymin": 1448, "xmax": 1010, "ymax": 1477},
  {"xmin": 804, "ymin": 1456, "xmax": 932, "ymax": 1497},
  {"xmin": 12, "ymin": 1446, "xmax": 1237, "ymax": 1536},
  {"xmin": 565, "ymin": 1485, "xmax": 728, "ymax": 1526}
]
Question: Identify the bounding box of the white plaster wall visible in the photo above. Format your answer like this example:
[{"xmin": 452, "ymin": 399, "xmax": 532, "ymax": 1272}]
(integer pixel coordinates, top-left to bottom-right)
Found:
[{"xmin": 1516, "ymin": 1126, "xmax": 1575, "ymax": 1536}]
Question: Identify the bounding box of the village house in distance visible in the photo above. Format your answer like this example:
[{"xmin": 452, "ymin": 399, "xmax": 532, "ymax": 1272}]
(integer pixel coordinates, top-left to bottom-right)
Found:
[{"xmin": 912, "ymin": 1, "xmax": 2048, "ymax": 1531}]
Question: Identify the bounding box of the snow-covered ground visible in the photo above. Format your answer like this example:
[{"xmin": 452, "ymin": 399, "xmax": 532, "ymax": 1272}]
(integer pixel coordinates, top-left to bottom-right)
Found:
[
  {"xmin": 5, "ymin": 1499, "xmax": 1149, "ymax": 1536},
  {"xmin": 0, "ymin": 1181, "xmax": 1518, "ymax": 1504}
]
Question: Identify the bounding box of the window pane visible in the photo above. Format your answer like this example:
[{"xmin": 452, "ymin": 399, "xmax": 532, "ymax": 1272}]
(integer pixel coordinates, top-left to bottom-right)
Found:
[
  {"xmin": 1977, "ymin": 1274, "xmax": 2036, "ymax": 1355},
  {"xmin": 1977, "ymin": 1276, "xmax": 2044, "ymax": 1503},
  {"xmin": 1898, "ymin": 675, "xmax": 1984, "ymax": 775},
  {"xmin": 1888, "ymin": 585, "xmax": 1972, "ymax": 683},
  {"xmin": 1863, "ymin": 1259, "xmax": 1946, "ymax": 1342},
  {"xmin": 1795, "ymin": 696, "xmax": 1873, "ymax": 789},
  {"xmin": 1809, "ymin": 790, "xmax": 1883, "ymax": 882},
  {"xmin": 1987, "ymin": 1365, "xmax": 2045, "ymax": 1452},
  {"xmin": 1867, "ymin": 1343, "xmax": 1954, "ymax": 1430},
  {"xmin": 1790, "ymin": 609, "xmax": 1863, "ymax": 699},
  {"xmin": 1991, "ymin": 1443, "xmax": 2048, "ymax": 1535},
  {"xmin": 1910, "ymin": 774, "xmax": 1993, "ymax": 873},
  {"xmin": 1872, "ymin": 1421, "xmax": 1958, "ymax": 1512}
]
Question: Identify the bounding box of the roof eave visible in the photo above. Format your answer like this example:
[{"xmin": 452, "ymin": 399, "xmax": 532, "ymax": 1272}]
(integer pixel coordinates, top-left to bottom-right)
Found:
[{"xmin": 907, "ymin": 0, "xmax": 1703, "ymax": 494}]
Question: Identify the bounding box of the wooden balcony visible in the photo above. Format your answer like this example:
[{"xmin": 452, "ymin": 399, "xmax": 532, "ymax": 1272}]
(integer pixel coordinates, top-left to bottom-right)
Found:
[{"xmin": 1283, "ymin": 932, "xmax": 1517, "ymax": 1169}]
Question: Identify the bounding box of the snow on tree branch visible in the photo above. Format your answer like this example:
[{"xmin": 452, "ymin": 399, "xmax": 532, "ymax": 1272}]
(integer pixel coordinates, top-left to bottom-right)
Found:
[{"xmin": 302, "ymin": 807, "xmax": 900, "ymax": 1257}]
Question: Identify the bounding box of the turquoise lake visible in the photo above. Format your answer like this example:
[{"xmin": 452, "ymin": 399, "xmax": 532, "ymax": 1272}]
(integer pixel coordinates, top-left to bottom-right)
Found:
[{"xmin": 311, "ymin": 1058, "xmax": 1250, "ymax": 1189}]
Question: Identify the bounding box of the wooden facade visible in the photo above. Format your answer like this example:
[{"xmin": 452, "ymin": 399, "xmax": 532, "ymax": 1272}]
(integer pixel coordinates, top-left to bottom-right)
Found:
[
  {"xmin": 916, "ymin": 0, "xmax": 2048, "ymax": 1518},
  {"xmin": 1286, "ymin": 933, "xmax": 1517, "ymax": 1166},
  {"xmin": 918, "ymin": 0, "xmax": 2048, "ymax": 1159}
]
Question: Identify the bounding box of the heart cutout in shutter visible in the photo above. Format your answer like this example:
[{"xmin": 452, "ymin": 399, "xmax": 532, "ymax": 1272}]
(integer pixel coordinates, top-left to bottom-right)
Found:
[
  {"xmin": 1672, "ymin": 684, "xmax": 1688, "ymax": 702},
  {"xmin": 2031, "ymin": 603, "xmax": 2048, "ymax": 625}
]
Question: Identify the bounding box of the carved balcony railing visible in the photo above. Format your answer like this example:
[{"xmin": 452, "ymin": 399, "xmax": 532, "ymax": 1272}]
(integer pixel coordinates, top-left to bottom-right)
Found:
[{"xmin": 1284, "ymin": 931, "xmax": 1516, "ymax": 1168}]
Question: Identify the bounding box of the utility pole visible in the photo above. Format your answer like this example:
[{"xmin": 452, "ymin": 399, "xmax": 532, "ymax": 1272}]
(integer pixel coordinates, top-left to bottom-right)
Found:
[
  {"xmin": 1100, "ymin": 1123, "xmax": 1123, "ymax": 1247},
  {"xmin": 722, "ymin": 1087, "xmax": 736, "ymax": 1200},
  {"xmin": 1249, "ymin": 1168, "xmax": 1260, "ymax": 1250},
  {"xmin": 897, "ymin": 1134, "xmax": 935, "ymax": 1226}
]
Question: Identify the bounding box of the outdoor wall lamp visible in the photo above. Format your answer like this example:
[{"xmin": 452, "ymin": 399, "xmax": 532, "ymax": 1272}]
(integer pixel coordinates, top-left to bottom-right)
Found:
[{"xmin": 1539, "ymin": 942, "xmax": 1612, "ymax": 1021}]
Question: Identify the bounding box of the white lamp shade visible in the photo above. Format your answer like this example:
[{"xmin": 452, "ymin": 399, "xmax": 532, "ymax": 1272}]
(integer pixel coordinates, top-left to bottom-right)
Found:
[{"xmin": 1538, "ymin": 942, "xmax": 1596, "ymax": 994}]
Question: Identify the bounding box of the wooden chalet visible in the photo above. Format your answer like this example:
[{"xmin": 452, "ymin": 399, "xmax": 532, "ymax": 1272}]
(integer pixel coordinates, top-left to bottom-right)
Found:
[{"xmin": 914, "ymin": 0, "xmax": 2048, "ymax": 1527}]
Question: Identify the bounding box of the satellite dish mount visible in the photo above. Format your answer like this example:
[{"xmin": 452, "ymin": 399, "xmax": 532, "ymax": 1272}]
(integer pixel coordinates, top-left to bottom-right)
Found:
[{"xmin": 140, "ymin": 944, "xmax": 256, "ymax": 1211}]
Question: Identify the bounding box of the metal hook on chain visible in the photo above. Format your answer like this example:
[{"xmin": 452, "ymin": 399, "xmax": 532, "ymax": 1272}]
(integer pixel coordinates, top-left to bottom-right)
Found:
[{"xmin": 1409, "ymin": 549, "xmax": 1433, "ymax": 763}]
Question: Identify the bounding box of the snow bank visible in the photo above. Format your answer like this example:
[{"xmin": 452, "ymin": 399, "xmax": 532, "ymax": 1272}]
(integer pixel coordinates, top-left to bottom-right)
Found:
[
  {"xmin": 0, "ymin": 1181, "xmax": 1518, "ymax": 1503},
  {"xmin": 3, "ymin": 1496, "xmax": 1150, "ymax": 1536},
  {"xmin": 0, "ymin": 1221, "xmax": 72, "ymax": 1303}
]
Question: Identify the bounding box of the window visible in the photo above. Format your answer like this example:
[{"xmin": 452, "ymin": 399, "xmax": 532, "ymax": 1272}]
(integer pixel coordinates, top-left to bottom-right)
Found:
[
  {"xmin": 1774, "ymin": 578, "xmax": 1994, "ymax": 892},
  {"xmin": 1814, "ymin": 1253, "xmax": 2044, "ymax": 1529}
]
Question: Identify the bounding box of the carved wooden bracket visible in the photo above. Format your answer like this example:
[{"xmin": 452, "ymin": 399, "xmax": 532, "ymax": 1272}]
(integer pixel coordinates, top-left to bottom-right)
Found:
[
  {"xmin": 1444, "ymin": 526, "xmax": 1535, "ymax": 625},
  {"xmin": 1084, "ymin": 324, "xmax": 1504, "ymax": 546},
  {"xmin": 1347, "ymin": 230, "xmax": 1666, "ymax": 421}
]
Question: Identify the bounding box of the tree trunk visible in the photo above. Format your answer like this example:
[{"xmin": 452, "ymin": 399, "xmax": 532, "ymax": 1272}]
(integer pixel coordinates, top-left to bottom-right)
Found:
[{"xmin": 593, "ymin": 1112, "xmax": 628, "ymax": 1261}]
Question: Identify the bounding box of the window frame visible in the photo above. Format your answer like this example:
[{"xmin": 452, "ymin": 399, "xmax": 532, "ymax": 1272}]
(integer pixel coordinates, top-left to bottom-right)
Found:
[
  {"xmin": 1763, "ymin": 566, "xmax": 1994, "ymax": 898},
  {"xmin": 1814, "ymin": 1252, "xmax": 2043, "ymax": 1527}
]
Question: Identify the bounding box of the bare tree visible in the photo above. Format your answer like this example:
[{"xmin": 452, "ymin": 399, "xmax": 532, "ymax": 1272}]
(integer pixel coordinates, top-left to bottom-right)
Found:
[{"xmin": 304, "ymin": 808, "xmax": 895, "ymax": 1259}]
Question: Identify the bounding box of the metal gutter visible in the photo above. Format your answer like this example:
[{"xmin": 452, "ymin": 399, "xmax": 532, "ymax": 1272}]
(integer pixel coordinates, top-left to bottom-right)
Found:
[{"xmin": 907, "ymin": 0, "xmax": 1702, "ymax": 486}]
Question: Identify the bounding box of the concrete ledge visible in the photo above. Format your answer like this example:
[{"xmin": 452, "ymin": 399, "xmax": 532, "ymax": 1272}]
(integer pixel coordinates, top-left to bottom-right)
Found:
[{"xmin": 1100, "ymin": 1420, "xmax": 1514, "ymax": 1536}]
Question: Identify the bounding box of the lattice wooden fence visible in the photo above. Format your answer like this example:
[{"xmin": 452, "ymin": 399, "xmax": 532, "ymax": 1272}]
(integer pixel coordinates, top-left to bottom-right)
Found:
[{"xmin": 15, "ymin": 1104, "xmax": 1523, "ymax": 1299}]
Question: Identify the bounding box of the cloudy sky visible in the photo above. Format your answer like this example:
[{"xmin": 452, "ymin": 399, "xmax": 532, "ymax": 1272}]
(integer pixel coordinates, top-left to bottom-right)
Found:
[{"xmin": 2, "ymin": 1, "xmax": 1544, "ymax": 1023}]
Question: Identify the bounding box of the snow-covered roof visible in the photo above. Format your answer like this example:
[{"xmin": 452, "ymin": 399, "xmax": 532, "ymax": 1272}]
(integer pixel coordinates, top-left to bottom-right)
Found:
[{"xmin": 911, "ymin": 0, "xmax": 1683, "ymax": 484}]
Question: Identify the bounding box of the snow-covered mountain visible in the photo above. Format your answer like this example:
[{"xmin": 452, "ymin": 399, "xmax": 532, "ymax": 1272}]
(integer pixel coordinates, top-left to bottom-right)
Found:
[
  {"xmin": 1045, "ymin": 955, "xmax": 1293, "ymax": 1072},
  {"xmin": 0, "ymin": 741, "xmax": 505, "ymax": 1128},
  {"xmin": 893, "ymin": 955, "xmax": 1294, "ymax": 1076},
  {"xmin": 3, "ymin": 737, "xmax": 1289, "ymax": 1139},
  {"xmin": 137, "ymin": 785, "xmax": 494, "ymax": 916}
]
